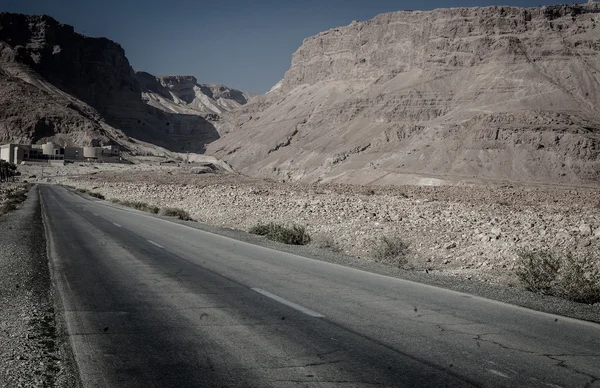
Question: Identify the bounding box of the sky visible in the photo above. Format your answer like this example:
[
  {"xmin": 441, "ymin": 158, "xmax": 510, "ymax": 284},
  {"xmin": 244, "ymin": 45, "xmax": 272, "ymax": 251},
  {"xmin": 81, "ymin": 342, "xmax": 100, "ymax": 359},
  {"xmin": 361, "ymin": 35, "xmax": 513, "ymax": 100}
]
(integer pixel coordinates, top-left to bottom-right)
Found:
[{"xmin": 2, "ymin": 0, "xmax": 566, "ymax": 94}]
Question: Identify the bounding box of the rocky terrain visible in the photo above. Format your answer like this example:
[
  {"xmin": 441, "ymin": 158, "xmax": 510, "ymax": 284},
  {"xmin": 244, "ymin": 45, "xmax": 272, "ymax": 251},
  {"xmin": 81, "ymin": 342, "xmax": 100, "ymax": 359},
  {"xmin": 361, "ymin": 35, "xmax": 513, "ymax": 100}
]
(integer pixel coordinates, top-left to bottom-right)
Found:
[
  {"xmin": 138, "ymin": 73, "xmax": 253, "ymax": 117},
  {"xmin": 38, "ymin": 164, "xmax": 600, "ymax": 287},
  {"xmin": 0, "ymin": 13, "xmax": 250, "ymax": 154},
  {"xmin": 207, "ymin": 4, "xmax": 600, "ymax": 187}
]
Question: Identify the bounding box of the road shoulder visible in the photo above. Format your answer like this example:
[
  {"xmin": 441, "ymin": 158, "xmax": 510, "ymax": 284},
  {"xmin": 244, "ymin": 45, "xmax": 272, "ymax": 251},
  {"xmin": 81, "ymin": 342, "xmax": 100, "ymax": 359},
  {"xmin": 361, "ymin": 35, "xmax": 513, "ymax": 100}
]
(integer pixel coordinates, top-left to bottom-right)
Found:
[{"xmin": 0, "ymin": 185, "xmax": 79, "ymax": 387}]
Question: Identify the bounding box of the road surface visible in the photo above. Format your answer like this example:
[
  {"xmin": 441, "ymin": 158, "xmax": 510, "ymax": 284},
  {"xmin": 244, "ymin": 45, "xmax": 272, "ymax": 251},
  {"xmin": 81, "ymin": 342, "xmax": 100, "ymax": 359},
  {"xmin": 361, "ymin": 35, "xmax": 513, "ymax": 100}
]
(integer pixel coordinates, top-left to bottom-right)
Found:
[{"xmin": 40, "ymin": 185, "xmax": 600, "ymax": 388}]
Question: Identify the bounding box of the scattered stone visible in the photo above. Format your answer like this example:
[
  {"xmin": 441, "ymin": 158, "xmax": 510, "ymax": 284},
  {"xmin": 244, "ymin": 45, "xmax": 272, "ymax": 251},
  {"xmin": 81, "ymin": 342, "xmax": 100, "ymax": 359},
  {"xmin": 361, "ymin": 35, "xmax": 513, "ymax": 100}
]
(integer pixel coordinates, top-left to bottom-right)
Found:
[
  {"xmin": 490, "ymin": 227, "xmax": 502, "ymax": 237},
  {"xmin": 579, "ymin": 223, "xmax": 593, "ymax": 236}
]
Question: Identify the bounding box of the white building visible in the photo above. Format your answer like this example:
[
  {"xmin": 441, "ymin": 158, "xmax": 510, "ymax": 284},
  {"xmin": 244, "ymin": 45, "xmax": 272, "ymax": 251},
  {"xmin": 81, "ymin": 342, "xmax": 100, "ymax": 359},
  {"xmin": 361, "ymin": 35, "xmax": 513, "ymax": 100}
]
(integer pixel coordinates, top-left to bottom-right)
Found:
[{"xmin": 0, "ymin": 142, "xmax": 121, "ymax": 164}]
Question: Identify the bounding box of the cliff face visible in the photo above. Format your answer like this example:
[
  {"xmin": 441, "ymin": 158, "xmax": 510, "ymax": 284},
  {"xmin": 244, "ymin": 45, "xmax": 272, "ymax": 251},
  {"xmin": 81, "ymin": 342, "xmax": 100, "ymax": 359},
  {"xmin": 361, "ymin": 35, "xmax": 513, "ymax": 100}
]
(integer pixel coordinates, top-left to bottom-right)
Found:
[
  {"xmin": 137, "ymin": 73, "xmax": 252, "ymax": 116},
  {"xmin": 0, "ymin": 13, "xmax": 250, "ymax": 153},
  {"xmin": 207, "ymin": 5, "xmax": 600, "ymax": 187},
  {"xmin": 0, "ymin": 13, "xmax": 139, "ymax": 113}
]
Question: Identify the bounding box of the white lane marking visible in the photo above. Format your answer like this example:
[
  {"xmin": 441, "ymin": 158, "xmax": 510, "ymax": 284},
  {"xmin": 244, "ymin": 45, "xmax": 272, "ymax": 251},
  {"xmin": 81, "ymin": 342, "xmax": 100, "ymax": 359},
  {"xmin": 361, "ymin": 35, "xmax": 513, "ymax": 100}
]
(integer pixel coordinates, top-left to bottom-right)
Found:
[
  {"xmin": 488, "ymin": 369, "xmax": 510, "ymax": 379},
  {"xmin": 113, "ymin": 223, "xmax": 122, "ymax": 228},
  {"xmin": 147, "ymin": 240, "xmax": 164, "ymax": 249},
  {"xmin": 251, "ymin": 288, "xmax": 325, "ymax": 318},
  {"xmin": 92, "ymin": 213, "xmax": 99, "ymax": 217}
]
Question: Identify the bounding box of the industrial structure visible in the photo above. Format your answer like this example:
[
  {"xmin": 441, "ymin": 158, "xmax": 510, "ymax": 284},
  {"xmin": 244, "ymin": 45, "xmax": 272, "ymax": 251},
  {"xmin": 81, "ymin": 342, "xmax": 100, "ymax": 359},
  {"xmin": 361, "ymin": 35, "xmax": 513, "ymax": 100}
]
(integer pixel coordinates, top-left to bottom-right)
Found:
[{"xmin": 0, "ymin": 142, "xmax": 121, "ymax": 165}]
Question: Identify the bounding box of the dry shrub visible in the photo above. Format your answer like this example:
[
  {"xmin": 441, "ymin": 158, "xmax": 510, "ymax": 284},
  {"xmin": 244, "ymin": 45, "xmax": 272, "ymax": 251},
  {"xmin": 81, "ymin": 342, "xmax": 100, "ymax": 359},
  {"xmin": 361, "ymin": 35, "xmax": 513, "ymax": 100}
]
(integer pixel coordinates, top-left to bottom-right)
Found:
[
  {"xmin": 516, "ymin": 250, "xmax": 560, "ymax": 294},
  {"xmin": 371, "ymin": 236, "xmax": 410, "ymax": 267},
  {"xmin": 112, "ymin": 199, "xmax": 159, "ymax": 214},
  {"xmin": 159, "ymin": 207, "xmax": 192, "ymax": 221},
  {"xmin": 516, "ymin": 249, "xmax": 600, "ymax": 304},
  {"xmin": 249, "ymin": 222, "xmax": 311, "ymax": 245},
  {"xmin": 88, "ymin": 192, "xmax": 105, "ymax": 200},
  {"xmin": 313, "ymin": 235, "xmax": 342, "ymax": 252}
]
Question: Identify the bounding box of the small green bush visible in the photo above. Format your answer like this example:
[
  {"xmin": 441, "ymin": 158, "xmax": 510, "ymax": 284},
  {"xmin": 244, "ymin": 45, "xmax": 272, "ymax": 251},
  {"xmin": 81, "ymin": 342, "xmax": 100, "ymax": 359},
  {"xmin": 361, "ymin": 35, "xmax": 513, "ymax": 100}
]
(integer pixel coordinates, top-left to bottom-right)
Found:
[
  {"xmin": 160, "ymin": 207, "xmax": 192, "ymax": 220},
  {"xmin": 76, "ymin": 188, "xmax": 88, "ymax": 194},
  {"xmin": 88, "ymin": 192, "xmax": 105, "ymax": 200},
  {"xmin": 371, "ymin": 236, "xmax": 410, "ymax": 267},
  {"xmin": 516, "ymin": 250, "xmax": 560, "ymax": 294},
  {"xmin": 249, "ymin": 222, "xmax": 311, "ymax": 245}
]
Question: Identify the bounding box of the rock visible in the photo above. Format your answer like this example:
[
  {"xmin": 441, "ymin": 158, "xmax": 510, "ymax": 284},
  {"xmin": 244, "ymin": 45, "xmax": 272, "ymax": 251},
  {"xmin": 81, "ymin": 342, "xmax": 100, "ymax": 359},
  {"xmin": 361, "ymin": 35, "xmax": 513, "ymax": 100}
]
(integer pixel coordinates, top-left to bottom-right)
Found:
[
  {"xmin": 579, "ymin": 223, "xmax": 593, "ymax": 236},
  {"xmin": 490, "ymin": 227, "xmax": 502, "ymax": 237},
  {"xmin": 445, "ymin": 242, "xmax": 457, "ymax": 249},
  {"xmin": 579, "ymin": 239, "xmax": 592, "ymax": 248}
]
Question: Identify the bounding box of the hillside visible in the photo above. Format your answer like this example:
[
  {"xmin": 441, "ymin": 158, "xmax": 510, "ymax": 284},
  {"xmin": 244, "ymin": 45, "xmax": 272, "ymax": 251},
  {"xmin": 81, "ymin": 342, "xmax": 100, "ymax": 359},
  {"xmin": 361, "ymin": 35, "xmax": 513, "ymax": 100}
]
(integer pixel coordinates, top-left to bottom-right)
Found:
[
  {"xmin": 206, "ymin": 4, "xmax": 600, "ymax": 186},
  {"xmin": 0, "ymin": 13, "xmax": 249, "ymax": 154}
]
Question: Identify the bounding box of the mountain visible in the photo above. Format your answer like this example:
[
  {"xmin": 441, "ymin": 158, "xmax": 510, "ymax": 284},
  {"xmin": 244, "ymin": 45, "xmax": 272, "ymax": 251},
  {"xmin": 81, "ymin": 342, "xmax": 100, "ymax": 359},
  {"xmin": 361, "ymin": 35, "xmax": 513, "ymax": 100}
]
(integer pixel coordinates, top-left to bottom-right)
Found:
[
  {"xmin": 136, "ymin": 72, "xmax": 253, "ymax": 118},
  {"xmin": 0, "ymin": 13, "xmax": 250, "ymax": 154},
  {"xmin": 206, "ymin": 4, "xmax": 600, "ymax": 187}
]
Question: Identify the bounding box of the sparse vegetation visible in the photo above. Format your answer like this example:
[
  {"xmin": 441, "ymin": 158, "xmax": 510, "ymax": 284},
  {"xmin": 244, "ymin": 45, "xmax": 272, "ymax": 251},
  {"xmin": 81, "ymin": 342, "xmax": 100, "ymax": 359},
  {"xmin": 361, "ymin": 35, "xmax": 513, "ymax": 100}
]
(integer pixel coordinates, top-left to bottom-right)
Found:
[
  {"xmin": 0, "ymin": 160, "xmax": 19, "ymax": 182},
  {"xmin": 159, "ymin": 207, "xmax": 193, "ymax": 220},
  {"xmin": 371, "ymin": 236, "xmax": 410, "ymax": 267},
  {"xmin": 88, "ymin": 192, "xmax": 105, "ymax": 200},
  {"xmin": 1, "ymin": 186, "xmax": 28, "ymax": 214},
  {"xmin": 249, "ymin": 222, "xmax": 311, "ymax": 245},
  {"xmin": 313, "ymin": 235, "xmax": 342, "ymax": 252},
  {"xmin": 516, "ymin": 250, "xmax": 560, "ymax": 294},
  {"xmin": 111, "ymin": 199, "xmax": 160, "ymax": 214},
  {"xmin": 76, "ymin": 188, "xmax": 88, "ymax": 194},
  {"xmin": 516, "ymin": 249, "xmax": 600, "ymax": 304}
]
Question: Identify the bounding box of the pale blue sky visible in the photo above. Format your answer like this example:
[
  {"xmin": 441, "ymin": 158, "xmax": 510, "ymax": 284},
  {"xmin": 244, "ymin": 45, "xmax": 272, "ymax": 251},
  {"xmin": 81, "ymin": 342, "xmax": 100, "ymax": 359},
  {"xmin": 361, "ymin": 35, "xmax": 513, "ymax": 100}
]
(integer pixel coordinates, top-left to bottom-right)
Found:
[{"xmin": 2, "ymin": 0, "xmax": 564, "ymax": 93}]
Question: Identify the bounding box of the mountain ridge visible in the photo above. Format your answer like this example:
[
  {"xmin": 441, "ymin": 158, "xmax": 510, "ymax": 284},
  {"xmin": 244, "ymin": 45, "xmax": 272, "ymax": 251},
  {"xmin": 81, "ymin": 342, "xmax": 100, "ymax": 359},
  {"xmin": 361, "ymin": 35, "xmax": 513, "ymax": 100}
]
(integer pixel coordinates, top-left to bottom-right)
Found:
[
  {"xmin": 206, "ymin": 4, "xmax": 600, "ymax": 187},
  {"xmin": 0, "ymin": 12, "xmax": 250, "ymax": 154}
]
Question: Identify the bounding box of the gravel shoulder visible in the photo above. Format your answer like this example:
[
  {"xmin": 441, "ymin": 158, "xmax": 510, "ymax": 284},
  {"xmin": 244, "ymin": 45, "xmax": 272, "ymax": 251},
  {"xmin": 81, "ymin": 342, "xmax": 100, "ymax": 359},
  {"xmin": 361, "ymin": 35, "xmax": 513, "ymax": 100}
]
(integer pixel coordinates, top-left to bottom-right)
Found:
[
  {"xmin": 0, "ymin": 185, "xmax": 78, "ymax": 387},
  {"xmin": 94, "ymin": 194, "xmax": 600, "ymax": 325}
]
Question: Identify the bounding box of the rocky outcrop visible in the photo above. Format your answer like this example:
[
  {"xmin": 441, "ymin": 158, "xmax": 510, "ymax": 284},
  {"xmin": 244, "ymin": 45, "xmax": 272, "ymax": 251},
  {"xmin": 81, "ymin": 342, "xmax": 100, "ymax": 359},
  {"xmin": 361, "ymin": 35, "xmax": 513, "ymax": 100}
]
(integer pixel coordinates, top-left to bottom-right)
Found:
[
  {"xmin": 137, "ymin": 73, "xmax": 253, "ymax": 116},
  {"xmin": 207, "ymin": 4, "xmax": 600, "ymax": 187},
  {"xmin": 0, "ymin": 13, "xmax": 250, "ymax": 153},
  {"xmin": 0, "ymin": 13, "xmax": 139, "ymax": 114},
  {"xmin": 0, "ymin": 41, "xmax": 119, "ymax": 147}
]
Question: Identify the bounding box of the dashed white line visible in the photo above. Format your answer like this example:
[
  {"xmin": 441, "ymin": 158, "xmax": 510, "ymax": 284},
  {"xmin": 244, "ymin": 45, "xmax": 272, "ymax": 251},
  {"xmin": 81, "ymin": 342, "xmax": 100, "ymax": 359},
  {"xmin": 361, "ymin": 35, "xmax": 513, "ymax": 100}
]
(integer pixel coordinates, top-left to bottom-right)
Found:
[
  {"xmin": 92, "ymin": 213, "xmax": 99, "ymax": 217},
  {"xmin": 147, "ymin": 240, "xmax": 164, "ymax": 249},
  {"xmin": 112, "ymin": 223, "xmax": 122, "ymax": 228},
  {"xmin": 251, "ymin": 288, "xmax": 325, "ymax": 318}
]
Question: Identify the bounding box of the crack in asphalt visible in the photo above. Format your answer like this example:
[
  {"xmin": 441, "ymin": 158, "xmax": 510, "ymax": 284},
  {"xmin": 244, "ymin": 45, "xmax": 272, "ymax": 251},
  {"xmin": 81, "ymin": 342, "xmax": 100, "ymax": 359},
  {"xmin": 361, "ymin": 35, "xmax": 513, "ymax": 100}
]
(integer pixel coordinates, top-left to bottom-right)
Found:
[
  {"xmin": 473, "ymin": 334, "xmax": 539, "ymax": 355},
  {"xmin": 544, "ymin": 355, "xmax": 600, "ymax": 388},
  {"xmin": 473, "ymin": 334, "xmax": 600, "ymax": 387}
]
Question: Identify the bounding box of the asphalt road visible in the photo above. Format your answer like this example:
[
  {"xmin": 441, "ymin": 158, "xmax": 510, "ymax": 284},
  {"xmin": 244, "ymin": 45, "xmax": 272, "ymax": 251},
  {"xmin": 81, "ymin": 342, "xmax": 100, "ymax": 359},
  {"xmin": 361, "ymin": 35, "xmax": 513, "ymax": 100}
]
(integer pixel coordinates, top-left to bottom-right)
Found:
[{"xmin": 40, "ymin": 185, "xmax": 600, "ymax": 388}]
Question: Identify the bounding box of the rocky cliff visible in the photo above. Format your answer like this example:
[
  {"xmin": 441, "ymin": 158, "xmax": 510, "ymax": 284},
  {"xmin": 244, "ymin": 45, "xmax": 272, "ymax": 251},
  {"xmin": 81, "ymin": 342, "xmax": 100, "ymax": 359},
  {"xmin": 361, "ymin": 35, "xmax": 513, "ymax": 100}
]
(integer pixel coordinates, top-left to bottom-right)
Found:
[
  {"xmin": 137, "ymin": 73, "xmax": 252, "ymax": 117},
  {"xmin": 0, "ymin": 13, "xmax": 249, "ymax": 153},
  {"xmin": 207, "ymin": 5, "xmax": 600, "ymax": 187}
]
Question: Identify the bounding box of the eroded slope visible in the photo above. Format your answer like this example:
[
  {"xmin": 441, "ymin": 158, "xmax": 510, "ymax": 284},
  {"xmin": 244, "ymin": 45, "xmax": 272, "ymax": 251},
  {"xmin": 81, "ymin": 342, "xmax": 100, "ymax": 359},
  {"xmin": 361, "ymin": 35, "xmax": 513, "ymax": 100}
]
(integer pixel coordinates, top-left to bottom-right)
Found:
[{"xmin": 208, "ymin": 5, "xmax": 600, "ymax": 186}]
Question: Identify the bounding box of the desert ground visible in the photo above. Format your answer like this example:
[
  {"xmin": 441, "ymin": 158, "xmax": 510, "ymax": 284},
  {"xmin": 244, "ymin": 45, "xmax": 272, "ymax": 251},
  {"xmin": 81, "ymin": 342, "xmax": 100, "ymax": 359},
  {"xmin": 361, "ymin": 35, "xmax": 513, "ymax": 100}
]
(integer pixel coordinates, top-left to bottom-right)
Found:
[{"xmin": 18, "ymin": 162, "xmax": 600, "ymax": 289}]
